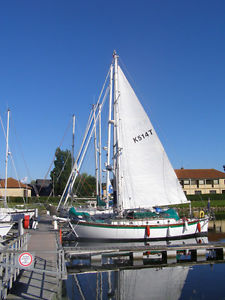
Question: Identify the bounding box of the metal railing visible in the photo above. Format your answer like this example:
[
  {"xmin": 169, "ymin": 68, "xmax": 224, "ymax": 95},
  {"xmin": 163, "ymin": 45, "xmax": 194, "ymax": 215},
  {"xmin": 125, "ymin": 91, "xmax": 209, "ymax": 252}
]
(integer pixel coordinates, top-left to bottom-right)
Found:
[
  {"xmin": 0, "ymin": 233, "xmax": 28, "ymax": 299},
  {"xmin": 0, "ymin": 231, "xmax": 67, "ymax": 299}
]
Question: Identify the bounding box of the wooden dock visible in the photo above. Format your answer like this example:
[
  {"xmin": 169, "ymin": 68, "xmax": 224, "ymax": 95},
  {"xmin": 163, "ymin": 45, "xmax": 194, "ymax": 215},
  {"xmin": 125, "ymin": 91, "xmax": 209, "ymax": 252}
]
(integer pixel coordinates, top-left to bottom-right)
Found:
[
  {"xmin": 6, "ymin": 215, "xmax": 66, "ymax": 300},
  {"xmin": 65, "ymin": 241, "xmax": 225, "ymax": 274}
]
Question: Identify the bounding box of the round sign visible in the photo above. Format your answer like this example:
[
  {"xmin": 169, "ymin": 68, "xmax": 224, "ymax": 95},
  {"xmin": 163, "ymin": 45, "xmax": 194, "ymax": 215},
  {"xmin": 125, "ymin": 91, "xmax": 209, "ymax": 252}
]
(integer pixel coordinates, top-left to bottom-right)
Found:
[{"xmin": 18, "ymin": 252, "xmax": 33, "ymax": 267}]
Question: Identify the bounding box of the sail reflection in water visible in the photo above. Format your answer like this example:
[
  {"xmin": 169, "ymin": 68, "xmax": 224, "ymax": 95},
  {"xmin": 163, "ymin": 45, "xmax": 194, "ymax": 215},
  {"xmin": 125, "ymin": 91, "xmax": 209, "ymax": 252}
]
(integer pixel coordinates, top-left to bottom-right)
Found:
[
  {"xmin": 119, "ymin": 267, "xmax": 188, "ymax": 300},
  {"xmin": 66, "ymin": 266, "xmax": 188, "ymax": 300}
]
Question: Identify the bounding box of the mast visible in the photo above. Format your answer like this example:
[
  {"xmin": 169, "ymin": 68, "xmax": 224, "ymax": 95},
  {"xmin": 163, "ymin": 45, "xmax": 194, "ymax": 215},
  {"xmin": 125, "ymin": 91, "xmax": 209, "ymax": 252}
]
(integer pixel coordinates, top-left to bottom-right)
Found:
[
  {"xmin": 98, "ymin": 103, "xmax": 102, "ymax": 201},
  {"xmin": 106, "ymin": 64, "xmax": 113, "ymax": 208},
  {"xmin": 71, "ymin": 114, "xmax": 75, "ymax": 198},
  {"xmin": 113, "ymin": 51, "xmax": 121, "ymax": 209},
  {"xmin": 71, "ymin": 114, "xmax": 75, "ymax": 171},
  {"xmin": 94, "ymin": 105, "xmax": 99, "ymax": 198},
  {"xmin": 4, "ymin": 109, "xmax": 10, "ymax": 208}
]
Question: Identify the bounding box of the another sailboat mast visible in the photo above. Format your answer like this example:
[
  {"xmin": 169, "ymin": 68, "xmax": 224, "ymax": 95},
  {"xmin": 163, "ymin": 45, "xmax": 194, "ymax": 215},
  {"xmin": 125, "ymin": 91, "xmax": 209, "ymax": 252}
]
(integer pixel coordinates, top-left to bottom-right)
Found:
[
  {"xmin": 4, "ymin": 109, "xmax": 10, "ymax": 208},
  {"xmin": 71, "ymin": 114, "xmax": 75, "ymax": 198},
  {"xmin": 71, "ymin": 114, "xmax": 75, "ymax": 171},
  {"xmin": 106, "ymin": 64, "xmax": 113, "ymax": 208}
]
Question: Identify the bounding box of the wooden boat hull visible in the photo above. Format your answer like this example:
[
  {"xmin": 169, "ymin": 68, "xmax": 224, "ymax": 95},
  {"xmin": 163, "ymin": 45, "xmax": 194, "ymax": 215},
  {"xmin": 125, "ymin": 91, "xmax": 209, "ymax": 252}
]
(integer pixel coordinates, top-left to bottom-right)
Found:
[{"xmin": 71, "ymin": 218, "xmax": 208, "ymax": 241}]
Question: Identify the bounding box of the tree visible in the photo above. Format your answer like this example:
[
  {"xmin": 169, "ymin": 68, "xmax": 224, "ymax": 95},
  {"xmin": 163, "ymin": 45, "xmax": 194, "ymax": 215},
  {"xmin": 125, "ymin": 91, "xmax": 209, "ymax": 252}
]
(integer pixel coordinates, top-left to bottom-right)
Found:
[
  {"xmin": 50, "ymin": 147, "xmax": 72, "ymax": 196},
  {"xmin": 73, "ymin": 173, "xmax": 96, "ymax": 197}
]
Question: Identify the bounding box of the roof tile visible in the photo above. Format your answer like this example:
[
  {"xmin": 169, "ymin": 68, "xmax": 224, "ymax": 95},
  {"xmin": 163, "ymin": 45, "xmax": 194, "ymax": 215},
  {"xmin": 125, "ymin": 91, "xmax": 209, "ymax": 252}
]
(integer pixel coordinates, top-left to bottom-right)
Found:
[
  {"xmin": 0, "ymin": 177, "xmax": 31, "ymax": 189},
  {"xmin": 175, "ymin": 169, "xmax": 225, "ymax": 179}
]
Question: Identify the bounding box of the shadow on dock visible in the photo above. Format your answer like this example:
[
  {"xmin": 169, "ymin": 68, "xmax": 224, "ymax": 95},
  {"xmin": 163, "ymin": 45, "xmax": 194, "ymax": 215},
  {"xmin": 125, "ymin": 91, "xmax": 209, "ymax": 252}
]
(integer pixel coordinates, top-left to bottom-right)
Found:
[{"xmin": 7, "ymin": 215, "xmax": 62, "ymax": 300}]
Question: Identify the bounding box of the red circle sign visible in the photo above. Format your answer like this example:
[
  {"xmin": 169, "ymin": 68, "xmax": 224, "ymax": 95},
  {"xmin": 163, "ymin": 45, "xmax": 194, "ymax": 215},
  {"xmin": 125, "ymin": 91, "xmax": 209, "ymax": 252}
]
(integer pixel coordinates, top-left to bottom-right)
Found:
[{"xmin": 18, "ymin": 252, "xmax": 33, "ymax": 267}]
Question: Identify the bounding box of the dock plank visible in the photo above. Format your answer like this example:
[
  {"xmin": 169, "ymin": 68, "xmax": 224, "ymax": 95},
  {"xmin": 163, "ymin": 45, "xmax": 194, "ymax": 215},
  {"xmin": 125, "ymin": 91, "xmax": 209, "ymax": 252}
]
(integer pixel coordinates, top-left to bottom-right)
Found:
[{"xmin": 7, "ymin": 215, "xmax": 60, "ymax": 300}]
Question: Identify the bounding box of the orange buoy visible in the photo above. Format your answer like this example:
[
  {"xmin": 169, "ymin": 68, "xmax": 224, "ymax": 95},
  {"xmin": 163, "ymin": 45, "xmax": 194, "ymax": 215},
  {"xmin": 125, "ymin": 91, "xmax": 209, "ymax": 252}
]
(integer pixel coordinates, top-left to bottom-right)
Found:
[
  {"xmin": 146, "ymin": 225, "xmax": 150, "ymax": 237},
  {"xmin": 23, "ymin": 215, "xmax": 30, "ymax": 229},
  {"xmin": 197, "ymin": 222, "xmax": 201, "ymax": 232},
  {"xmin": 59, "ymin": 229, "xmax": 62, "ymax": 244}
]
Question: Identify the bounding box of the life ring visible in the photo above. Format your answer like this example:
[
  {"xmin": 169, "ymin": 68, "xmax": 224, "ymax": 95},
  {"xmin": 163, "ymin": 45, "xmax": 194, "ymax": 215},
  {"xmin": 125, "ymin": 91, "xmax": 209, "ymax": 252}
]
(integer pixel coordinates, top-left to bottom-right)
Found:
[{"xmin": 199, "ymin": 211, "xmax": 204, "ymax": 218}]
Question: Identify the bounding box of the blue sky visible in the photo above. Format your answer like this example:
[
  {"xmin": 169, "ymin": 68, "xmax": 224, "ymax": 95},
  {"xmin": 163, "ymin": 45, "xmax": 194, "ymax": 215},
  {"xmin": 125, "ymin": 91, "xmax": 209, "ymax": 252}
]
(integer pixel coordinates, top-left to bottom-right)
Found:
[{"xmin": 0, "ymin": 0, "xmax": 224, "ymax": 182}]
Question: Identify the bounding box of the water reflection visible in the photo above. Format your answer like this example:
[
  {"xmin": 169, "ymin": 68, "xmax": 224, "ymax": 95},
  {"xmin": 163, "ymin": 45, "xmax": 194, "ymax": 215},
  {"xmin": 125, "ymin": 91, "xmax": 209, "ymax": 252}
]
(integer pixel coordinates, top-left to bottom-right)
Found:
[
  {"xmin": 64, "ymin": 236, "xmax": 215, "ymax": 300},
  {"xmin": 64, "ymin": 231, "xmax": 225, "ymax": 300},
  {"xmin": 209, "ymin": 219, "xmax": 225, "ymax": 233},
  {"xmin": 63, "ymin": 236, "xmax": 208, "ymax": 249},
  {"xmin": 65, "ymin": 266, "xmax": 189, "ymax": 300}
]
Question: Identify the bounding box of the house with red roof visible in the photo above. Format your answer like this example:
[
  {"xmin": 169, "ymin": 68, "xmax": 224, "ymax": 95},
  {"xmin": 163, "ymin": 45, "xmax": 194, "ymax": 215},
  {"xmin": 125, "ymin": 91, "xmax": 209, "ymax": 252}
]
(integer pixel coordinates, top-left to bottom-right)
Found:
[
  {"xmin": 175, "ymin": 169, "xmax": 225, "ymax": 195},
  {"xmin": 0, "ymin": 177, "xmax": 31, "ymax": 198}
]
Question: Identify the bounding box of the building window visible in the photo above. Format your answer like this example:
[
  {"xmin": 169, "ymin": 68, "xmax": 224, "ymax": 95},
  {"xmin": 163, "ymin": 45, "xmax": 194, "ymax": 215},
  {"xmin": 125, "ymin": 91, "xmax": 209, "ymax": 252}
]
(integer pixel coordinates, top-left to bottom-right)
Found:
[
  {"xmin": 213, "ymin": 179, "xmax": 219, "ymax": 185},
  {"xmin": 222, "ymin": 190, "xmax": 225, "ymax": 194},
  {"xmin": 206, "ymin": 179, "xmax": 213, "ymax": 185},
  {"xmin": 210, "ymin": 190, "xmax": 216, "ymax": 194},
  {"xmin": 199, "ymin": 180, "xmax": 204, "ymax": 185},
  {"xmin": 195, "ymin": 191, "xmax": 202, "ymax": 195},
  {"xmin": 191, "ymin": 179, "xmax": 197, "ymax": 185},
  {"xmin": 183, "ymin": 180, "xmax": 190, "ymax": 185}
]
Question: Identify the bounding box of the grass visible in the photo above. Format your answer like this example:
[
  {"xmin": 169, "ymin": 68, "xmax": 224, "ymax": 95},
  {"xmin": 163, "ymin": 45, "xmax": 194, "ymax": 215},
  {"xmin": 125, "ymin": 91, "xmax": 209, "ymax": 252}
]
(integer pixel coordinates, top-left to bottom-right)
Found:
[{"xmin": 1, "ymin": 197, "xmax": 225, "ymax": 215}]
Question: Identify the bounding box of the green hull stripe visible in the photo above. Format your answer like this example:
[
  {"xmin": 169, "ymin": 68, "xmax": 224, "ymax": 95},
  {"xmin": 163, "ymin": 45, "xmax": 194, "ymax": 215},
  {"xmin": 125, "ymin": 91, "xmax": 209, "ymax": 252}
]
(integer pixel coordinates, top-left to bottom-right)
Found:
[{"xmin": 77, "ymin": 221, "xmax": 199, "ymax": 230}]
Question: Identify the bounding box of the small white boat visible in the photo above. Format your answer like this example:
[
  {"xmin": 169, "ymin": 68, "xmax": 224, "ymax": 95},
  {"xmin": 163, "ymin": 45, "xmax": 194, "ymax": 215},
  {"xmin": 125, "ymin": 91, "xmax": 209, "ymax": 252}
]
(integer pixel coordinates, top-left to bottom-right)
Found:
[
  {"xmin": 60, "ymin": 51, "xmax": 208, "ymax": 241},
  {"xmin": 0, "ymin": 213, "xmax": 13, "ymax": 237}
]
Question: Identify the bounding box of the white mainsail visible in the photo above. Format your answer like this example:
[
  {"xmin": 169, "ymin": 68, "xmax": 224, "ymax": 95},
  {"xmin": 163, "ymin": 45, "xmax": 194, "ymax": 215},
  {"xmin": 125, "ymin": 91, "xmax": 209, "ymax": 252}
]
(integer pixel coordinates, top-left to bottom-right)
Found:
[{"xmin": 116, "ymin": 65, "xmax": 188, "ymax": 210}]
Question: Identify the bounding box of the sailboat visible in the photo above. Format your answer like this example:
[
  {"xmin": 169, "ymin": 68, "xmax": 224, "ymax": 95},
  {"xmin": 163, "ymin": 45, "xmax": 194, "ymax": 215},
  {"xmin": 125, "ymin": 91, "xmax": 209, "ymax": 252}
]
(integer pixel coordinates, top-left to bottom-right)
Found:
[
  {"xmin": 58, "ymin": 51, "xmax": 208, "ymax": 241},
  {"xmin": 0, "ymin": 109, "xmax": 35, "ymax": 237},
  {"xmin": 0, "ymin": 110, "xmax": 14, "ymax": 238}
]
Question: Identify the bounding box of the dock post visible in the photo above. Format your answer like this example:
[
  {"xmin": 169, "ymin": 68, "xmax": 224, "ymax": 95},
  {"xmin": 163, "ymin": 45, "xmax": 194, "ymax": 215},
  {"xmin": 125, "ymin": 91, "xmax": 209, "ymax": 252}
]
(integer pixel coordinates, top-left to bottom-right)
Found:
[
  {"xmin": 132, "ymin": 252, "xmax": 143, "ymax": 266},
  {"xmin": 132, "ymin": 251, "xmax": 143, "ymax": 260},
  {"xmin": 53, "ymin": 218, "xmax": 58, "ymax": 230},
  {"xmin": 9, "ymin": 253, "xmax": 13, "ymax": 289},
  {"xmin": 223, "ymin": 247, "xmax": 225, "ymax": 257},
  {"xmin": 0, "ymin": 253, "xmax": 3, "ymax": 277},
  {"xmin": 167, "ymin": 250, "xmax": 177, "ymax": 264},
  {"xmin": 91, "ymin": 254, "xmax": 102, "ymax": 266},
  {"xmin": 197, "ymin": 249, "xmax": 206, "ymax": 262},
  {"xmin": 18, "ymin": 218, "xmax": 24, "ymax": 236}
]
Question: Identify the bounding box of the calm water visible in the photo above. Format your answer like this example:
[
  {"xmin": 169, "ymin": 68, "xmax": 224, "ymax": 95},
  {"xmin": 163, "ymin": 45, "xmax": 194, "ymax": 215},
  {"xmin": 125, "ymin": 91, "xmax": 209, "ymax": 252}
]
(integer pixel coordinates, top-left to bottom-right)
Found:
[{"xmin": 63, "ymin": 232, "xmax": 225, "ymax": 300}]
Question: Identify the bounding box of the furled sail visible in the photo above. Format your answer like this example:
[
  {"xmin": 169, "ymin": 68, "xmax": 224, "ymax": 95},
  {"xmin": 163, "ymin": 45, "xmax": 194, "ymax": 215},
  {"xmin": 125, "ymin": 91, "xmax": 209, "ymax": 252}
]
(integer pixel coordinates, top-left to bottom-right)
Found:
[{"xmin": 116, "ymin": 66, "xmax": 188, "ymax": 210}]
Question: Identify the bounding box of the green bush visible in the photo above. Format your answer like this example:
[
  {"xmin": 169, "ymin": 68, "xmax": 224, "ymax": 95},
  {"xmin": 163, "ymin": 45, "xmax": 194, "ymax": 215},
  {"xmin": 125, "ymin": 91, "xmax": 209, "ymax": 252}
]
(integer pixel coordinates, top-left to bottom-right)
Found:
[{"xmin": 187, "ymin": 193, "xmax": 225, "ymax": 201}]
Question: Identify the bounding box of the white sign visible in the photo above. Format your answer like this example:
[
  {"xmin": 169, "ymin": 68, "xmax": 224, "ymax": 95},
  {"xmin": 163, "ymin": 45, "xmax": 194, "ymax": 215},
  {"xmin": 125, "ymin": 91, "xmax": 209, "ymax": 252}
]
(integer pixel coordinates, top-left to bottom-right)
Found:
[{"xmin": 18, "ymin": 252, "xmax": 33, "ymax": 268}]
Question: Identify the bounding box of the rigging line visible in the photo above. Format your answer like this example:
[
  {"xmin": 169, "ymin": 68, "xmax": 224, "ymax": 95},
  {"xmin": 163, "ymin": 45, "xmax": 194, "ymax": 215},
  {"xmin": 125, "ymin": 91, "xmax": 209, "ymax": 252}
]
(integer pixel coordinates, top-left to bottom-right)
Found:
[
  {"xmin": 74, "ymin": 173, "xmax": 84, "ymax": 197},
  {"xmin": 74, "ymin": 275, "xmax": 86, "ymax": 300},
  {"xmin": 0, "ymin": 113, "xmax": 26, "ymax": 204},
  {"xmin": 58, "ymin": 70, "xmax": 110, "ymax": 209},
  {"xmin": 74, "ymin": 144, "xmax": 95, "ymax": 197},
  {"xmin": 39, "ymin": 117, "xmax": 72, "ymax": 195},
  {"xmin": 119, "ymin": 56, "xmax": 137, "ymax": 88},
  {"xmin": 45, "ymin": 150, "xmax": 72, "ymax": 203},
  {"xmin": 9, "ymin": 154, "xmax": 26, "ymax": 204},
  {"xmin": 76, "ymin": 174, "xmax": 93, "ymax": 197},
  {"xmin": 10, "ymin": 118, "xmax": 35, "ymax": 190},
  {"xmin": 76, "ymin": 67, "xmax": 111, "ymax": 166}
]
